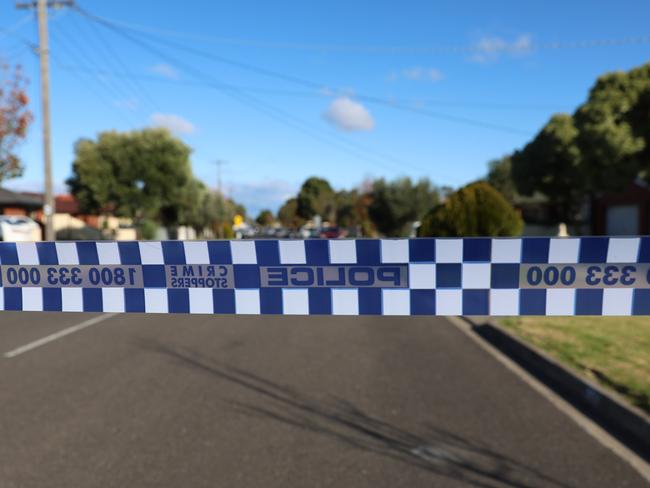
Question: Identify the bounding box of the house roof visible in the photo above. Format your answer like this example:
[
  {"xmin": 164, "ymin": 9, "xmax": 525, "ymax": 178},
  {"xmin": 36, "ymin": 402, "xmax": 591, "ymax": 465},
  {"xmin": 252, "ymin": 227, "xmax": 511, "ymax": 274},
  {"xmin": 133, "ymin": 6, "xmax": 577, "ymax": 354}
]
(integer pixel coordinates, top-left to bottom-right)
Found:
[
  {"xmin": 19, "ymin": 192, "xmax": 81, "ymax": 214},
  {"xmin": 54, "ymin": 194, "xmax": 80, "ymax": 214},
  {"xmin": 0, "ymin": 188, "xmax": 43, "ymax": 210}
]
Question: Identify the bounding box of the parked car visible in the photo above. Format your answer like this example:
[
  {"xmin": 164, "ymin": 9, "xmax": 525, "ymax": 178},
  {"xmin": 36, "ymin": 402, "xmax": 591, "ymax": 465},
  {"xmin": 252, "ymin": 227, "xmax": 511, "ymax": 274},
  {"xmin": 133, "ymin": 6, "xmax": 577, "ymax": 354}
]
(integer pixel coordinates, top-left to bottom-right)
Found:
[
  {"xmin": 319, "ymin": 226, "xmax": 347, "ymax": 239},
  {"xmin": 0, "ymin": 216, "xmax": 42, "ymax": 241}
]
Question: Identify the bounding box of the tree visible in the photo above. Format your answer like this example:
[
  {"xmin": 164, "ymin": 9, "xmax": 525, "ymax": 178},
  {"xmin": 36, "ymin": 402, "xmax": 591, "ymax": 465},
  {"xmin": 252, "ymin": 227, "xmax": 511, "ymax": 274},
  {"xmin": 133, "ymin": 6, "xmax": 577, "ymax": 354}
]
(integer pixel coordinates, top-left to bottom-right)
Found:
[
  {"xmin": 368, "ymin": 177, "xmax": 438, "ymax": 237},
  {"xmin": 277, "ymin": 197, "xmax": 304, "ymax": 228},
  {"xmin": 256, "ymin": 209, "xmax": 275, "ymax": 226},
  {"xmin": 178, "ymin": 178, "xmax": 210, "ymax": 235},
  {"xmin": 574, "ymin": 63, "xmax": 650, "ymax": 191},
  {"xmin": 335, "ymin": 189, "xmax": 358, "ymax": 228},
  {"xmin": 511, "ymin": 114, "xmax": 584, "ymax": 223},
  {"xmin": 334, "ymin": 189, "xmax": 376, "ymax": 235},
  {"xmin": 0, "ymin": 63, "xmax": 32, "ymax": 182},
  {"xmin": 177, "ymin": 183, "xmax": 247, "ymax": 237},
  {"xmin": 420, "ymin": 182, "xmax": 523, "ymax": 237},
  {"xmin": 296, "ymin": 177, "xmax": 335, "ymax": 221},
  {"xmin": 67, "ymin": 128, "xmax": 192, "ymax": 228},
  {"xmin": 486, "ymin": 155, "xmax": 517, "ymax": 204},
  {"xmin": 506, "ymin": 62, "xmax": 650, "ymax": 225}
]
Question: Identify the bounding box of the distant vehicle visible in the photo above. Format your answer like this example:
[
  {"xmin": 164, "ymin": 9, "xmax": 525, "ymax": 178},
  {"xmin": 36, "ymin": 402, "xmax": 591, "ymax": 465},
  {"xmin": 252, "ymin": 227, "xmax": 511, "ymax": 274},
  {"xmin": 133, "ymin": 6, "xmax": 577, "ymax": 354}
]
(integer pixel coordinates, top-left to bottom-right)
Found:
[
  {"xmin": 319, "ymin": 226, "xmax": 346, "ymax": 239},
  {"xmin": 233, "ymin": 221, "xmax": 256, "ymax": 239},
  {"xmin": 0, "ymin": 216, "xmax": 42, "ymax": 242},
  {"xmin": 272, "ymin": 227, "xmax": 290, "ymax": 238},
  {"xmin": 299, "ymin": 226, "xmax": 320, "ymax": 239}
]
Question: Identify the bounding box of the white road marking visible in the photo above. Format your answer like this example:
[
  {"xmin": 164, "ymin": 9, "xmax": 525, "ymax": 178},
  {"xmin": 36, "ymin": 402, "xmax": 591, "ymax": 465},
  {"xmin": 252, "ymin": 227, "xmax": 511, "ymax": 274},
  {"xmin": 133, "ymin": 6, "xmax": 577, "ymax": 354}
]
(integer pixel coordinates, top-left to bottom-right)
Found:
[
  {"xmin": 446, "ymin": 316, "xmax": 650, "ymax": 483},
  {"xmin": 3, "ymin": 313, "xmax": 117, "ymax": 359}
]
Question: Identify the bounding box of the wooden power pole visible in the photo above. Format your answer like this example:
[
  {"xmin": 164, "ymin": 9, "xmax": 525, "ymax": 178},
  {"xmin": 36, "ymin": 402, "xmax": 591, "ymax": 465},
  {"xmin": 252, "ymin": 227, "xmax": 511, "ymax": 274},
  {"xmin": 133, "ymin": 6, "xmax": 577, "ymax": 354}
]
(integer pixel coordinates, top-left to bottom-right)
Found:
[{"xmin": 16, "ymin": 0, "xmax": 74, "ymax": 240}]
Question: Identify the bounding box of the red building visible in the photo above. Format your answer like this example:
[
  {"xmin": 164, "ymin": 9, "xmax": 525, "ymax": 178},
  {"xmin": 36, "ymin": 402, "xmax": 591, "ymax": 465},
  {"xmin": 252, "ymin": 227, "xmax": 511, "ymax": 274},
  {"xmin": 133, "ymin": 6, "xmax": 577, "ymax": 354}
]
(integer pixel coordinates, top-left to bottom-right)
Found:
[{"xmin": 591, "ymin": 181, "xmax": 650, "ymax": 235}]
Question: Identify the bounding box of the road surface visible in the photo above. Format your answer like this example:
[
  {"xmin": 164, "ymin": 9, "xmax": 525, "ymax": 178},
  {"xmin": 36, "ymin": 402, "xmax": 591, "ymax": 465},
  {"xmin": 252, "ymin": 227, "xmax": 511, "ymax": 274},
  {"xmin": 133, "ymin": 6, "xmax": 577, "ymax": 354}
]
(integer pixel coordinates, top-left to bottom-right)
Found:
[{"xmin": 0, "ymin": 312, "xmax": 646, "ymax": 487}]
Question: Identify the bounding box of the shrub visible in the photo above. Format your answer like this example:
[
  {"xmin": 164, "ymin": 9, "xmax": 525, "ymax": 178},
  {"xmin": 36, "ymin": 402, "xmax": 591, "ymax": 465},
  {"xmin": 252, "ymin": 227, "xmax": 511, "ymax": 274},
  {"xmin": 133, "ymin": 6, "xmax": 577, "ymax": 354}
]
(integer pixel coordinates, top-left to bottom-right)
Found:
[
  {"xmin": 419, "ymin": 181, "xmax": 523, "ymax": 237},
  {"xmin": 223, "ymin": 223, "xmax": 234, "ymax": 239},
  {"xmin": 55, "ymin": 226, "xmax": 105, "ymax": 241},
  {"xmin": 137, "ymin": 219, "xmax": 158, "ymax": 240}
]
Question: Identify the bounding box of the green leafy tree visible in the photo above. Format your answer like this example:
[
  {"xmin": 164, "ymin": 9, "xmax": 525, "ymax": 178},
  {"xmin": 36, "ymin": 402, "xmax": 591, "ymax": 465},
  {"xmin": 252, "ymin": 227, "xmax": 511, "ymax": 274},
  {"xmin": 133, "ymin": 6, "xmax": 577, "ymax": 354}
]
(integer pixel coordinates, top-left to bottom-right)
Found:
[
  {"xmin": 420, "ymin": 181, "xmax": 523, "ymax": 237},
  {"xmin": 0, "ymin": 63, "xmax": 32, "ymax": 182},
  {"xmin": 335, "ymin": 189, "xmax": 376, "ymax": 235},
  {"xmin": 296, "ymin": 177, "xmax": 335, "ymax": 221},
  {"xmin": 574, "ymin": 63, "xmax": 650, "ymax": 190},
  {"xmin": 629, "ymin": 88, "xmax": 650, "ymax": 169},
  {"xmin": 188, "ymin": 189, "xmax": 247, "ymax": 237},
  {"xmin": 507, "ymin": 63, "xmax": 650, "ymax": 225},
  {"xmin": 368, "ymin": 177, "xmax": 438, "ymax": 237},
  {"xmin": 178, "ymin": 178, "xmax": 212, "ymax": 235},
  {"xmin": 67, "ymin": 128, "xmax": 192, "ymax": 229},
  {"xmin": 486, "ymin": 155, "xmax": 517, "ymax": 204},
  {"xmin": 511, "ymin": 114, "xmax": 584, "ymax": 223},
  {"xmin": 256, "ymin": 209, "xmax": 275, "ymax": 226},
  {"xmin": 210, "ymin": 192, "xmax": 246, "ymax": 236},
  {"xmin": 335, "ymin": 190, "xmax": 359, "ymax": 228},
  {"xmin": 277, "ymin": 197, "xmax": 304, "ymax": 228}
]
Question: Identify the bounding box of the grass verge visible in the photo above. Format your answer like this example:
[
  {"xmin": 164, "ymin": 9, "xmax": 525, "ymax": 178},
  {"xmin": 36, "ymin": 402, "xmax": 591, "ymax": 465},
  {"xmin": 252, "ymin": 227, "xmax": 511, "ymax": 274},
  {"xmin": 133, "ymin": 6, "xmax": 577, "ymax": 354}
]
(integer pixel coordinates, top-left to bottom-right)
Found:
[{"xmin": 498, "ymin": 316, "xmax": 650, "ymax": 415}]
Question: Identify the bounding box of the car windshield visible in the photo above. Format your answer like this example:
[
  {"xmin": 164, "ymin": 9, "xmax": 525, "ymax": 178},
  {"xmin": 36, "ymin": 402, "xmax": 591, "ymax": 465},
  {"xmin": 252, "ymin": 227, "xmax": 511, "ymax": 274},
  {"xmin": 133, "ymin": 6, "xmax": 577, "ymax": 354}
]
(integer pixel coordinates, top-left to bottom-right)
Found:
[{"xmin": 0, "ymin": 216, "xmax": 30, "ymax": 225}]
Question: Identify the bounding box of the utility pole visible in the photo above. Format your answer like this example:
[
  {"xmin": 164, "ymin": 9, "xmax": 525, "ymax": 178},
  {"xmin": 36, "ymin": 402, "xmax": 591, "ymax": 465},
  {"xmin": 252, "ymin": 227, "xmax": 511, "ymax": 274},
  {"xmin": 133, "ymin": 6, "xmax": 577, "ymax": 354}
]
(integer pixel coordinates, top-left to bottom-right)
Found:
[
  {"xmin": 214, "ymin": 159, "xmax": 226, "ymax": 197},
  {"xmin": 16, "ymin": 0, "xmax": 74, "ymax": 240},
  {"xmin": 213, "ymin": 160, "xmax": 226, "ymax": 238}
]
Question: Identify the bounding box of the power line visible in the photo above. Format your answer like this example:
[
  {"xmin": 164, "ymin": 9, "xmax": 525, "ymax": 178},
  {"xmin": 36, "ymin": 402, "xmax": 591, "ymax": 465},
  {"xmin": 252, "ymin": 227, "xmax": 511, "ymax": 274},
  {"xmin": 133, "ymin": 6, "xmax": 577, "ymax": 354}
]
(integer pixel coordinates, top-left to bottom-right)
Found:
[
  {"xmin": 2, "ymin": 43, "xmax": 33, "ymax": 61},
  {"xmin": 74, "ymin": 6, "xmax": 532, "ymax": 136},
  {"xmin": 48, "ymin": 29, "xmax": 138, "ymax": 127},
  {"xmin": 74, "ymin": 5, "xmax": 450, "ymax": 180},
  {"xmin": 354, "ymin": 94, "xmax": 532, "ymax": 135},
  {"xmin": 52, "ymin": 63, "xmax": 560, "ymax": 112},
  {"xmin": 68, "ymin": 13, "xmax": 650, "ymax": 54},
  {"xmin": 50, "ymin": 24, "xmax": 143, "ymax": 119},
  {"xmin": 0, "ymin": 13, "xmax": 34, "ymax": 41},
  {"xmin": 66, "ymin": 11, "xmax": 159, "ymax": 113}
]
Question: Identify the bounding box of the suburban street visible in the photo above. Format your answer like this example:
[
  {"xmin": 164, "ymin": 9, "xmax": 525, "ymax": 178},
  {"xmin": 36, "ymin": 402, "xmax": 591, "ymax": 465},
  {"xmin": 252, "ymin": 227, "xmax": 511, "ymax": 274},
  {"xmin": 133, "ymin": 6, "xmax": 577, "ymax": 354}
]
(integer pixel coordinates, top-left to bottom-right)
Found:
[{"xmin": 0, "ymin": 312, "xmax": 646, "ymax": 487}]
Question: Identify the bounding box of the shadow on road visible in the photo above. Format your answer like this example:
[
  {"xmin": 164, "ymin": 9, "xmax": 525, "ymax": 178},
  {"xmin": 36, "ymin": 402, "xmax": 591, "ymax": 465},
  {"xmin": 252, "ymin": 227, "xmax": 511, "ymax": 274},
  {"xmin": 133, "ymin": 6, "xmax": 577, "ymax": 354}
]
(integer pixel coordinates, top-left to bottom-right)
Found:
[{"xmin": 141, "ymin": 341, "xmax": 573, "ymax": 488}]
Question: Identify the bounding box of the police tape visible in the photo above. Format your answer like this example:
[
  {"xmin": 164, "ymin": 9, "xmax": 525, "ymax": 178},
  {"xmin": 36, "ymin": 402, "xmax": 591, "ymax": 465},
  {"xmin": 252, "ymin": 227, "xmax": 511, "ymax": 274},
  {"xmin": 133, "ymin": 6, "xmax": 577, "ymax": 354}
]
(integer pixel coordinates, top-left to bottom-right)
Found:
[{"xmin": 0, "ymin": 237, "xmax": 649, "ymax": 315}]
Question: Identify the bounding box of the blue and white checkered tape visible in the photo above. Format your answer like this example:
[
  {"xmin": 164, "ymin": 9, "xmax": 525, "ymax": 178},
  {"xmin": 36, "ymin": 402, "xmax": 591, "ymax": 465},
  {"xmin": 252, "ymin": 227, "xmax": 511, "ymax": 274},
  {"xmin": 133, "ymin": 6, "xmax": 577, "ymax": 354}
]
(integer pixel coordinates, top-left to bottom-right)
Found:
[{"xmin": 0, "ymin": 237, "xmax": 650, "ymax": 315}]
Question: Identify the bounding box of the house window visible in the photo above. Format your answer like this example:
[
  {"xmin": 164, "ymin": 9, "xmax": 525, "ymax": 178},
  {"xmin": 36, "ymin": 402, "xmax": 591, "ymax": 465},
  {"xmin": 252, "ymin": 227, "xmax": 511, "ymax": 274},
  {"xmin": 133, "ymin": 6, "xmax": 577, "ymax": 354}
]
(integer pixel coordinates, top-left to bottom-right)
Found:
[{"xmin": 606, "ymin": 205, "xmax": 639, "ymax": 235}]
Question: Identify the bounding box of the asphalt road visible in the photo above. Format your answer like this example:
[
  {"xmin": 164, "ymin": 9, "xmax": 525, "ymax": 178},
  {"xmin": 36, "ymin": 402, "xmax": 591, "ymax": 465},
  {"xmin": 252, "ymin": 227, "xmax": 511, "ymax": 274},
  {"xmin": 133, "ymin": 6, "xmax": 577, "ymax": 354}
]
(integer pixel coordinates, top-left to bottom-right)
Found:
[{"xmin": 0, "ymin": 312, "xmax": 646, "ymax": 488}]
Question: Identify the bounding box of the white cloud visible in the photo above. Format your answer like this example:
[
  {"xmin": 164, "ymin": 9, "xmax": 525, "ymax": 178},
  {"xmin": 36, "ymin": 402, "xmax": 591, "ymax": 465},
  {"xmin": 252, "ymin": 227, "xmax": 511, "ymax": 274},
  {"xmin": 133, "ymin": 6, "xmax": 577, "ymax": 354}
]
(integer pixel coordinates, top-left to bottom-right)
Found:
[
  {"xmin": 388, "ymin": 67, "xmax": 444, "ymax": 82},
  {"xmin": 469, "ymin": 34, "xmax": 532, "ymax": 63},
  {"xmin": 149, "ymin": 63, "xmax": 179, "ymax": 80},
  {"xmin": 149, "ymin": 113, "xmax": 195, "ymax": 134},
  {"xmin": 114, "ymin": 98, "xmax": 138, "ymax": 111},
  {"xmin": 323, "ymin": 96, "xmax": 375, "ymax": 132},
  {"xmin": 227, "ymin": 180, "xmax": 298, "ymax": 216},
  {"xmin": 404, "ymin": 67, "xmax": 444, "ymax": 81},
  {"xmin": 511, "ymin": 34, "xmax": 532, "ymax": 53}
]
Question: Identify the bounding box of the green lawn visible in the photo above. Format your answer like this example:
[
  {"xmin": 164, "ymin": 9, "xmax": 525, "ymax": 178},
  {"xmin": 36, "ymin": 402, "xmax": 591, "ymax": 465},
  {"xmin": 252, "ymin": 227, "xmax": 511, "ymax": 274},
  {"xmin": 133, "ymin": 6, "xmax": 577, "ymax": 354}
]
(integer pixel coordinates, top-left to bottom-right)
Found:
[{"xmin": 498, "ymin": 316, "xmax": 650, "ymax": 414}]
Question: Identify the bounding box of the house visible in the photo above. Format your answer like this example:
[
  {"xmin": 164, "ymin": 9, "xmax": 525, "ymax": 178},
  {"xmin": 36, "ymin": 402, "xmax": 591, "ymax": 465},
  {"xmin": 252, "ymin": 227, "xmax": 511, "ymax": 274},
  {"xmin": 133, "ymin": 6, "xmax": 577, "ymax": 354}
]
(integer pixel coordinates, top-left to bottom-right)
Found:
[
  {"xmin": 591, "ymin": 181, "xmax": 650, "ymax": 235},
  {"xmin": 20, "ymin": 192, "xmax": 137, "ymax": 241},
  {"xmin": 512, "ymin": 193, "xmax": 551, "ymax": 236},
  {"xmin": 0, "ymin": 188, "xmax": 43, "ymax": 216},
  {"xmin": 513, "ymin": 181, "xmax": 650, "ymax": 236}
]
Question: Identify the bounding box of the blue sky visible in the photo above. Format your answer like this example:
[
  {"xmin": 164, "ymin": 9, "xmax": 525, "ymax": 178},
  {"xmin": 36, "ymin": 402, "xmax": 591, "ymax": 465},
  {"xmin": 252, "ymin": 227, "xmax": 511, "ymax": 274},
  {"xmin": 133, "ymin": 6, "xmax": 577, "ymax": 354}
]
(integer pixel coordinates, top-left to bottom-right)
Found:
[{"xmin": 1, "ymin": 0, "xmax": 650, "ymax": 216}]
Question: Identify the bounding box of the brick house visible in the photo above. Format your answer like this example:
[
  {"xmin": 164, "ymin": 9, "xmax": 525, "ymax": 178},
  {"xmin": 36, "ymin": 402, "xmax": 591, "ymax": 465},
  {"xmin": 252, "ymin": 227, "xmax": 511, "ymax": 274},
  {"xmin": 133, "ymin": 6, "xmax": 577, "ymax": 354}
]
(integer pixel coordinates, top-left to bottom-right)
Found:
[
  {"xmin": 0, "ymin": 188, "xmax": 43, "ymax": 216},
  {"xmin": 591, "ymin": 181, "xmax": 650, "ymax": 235}
]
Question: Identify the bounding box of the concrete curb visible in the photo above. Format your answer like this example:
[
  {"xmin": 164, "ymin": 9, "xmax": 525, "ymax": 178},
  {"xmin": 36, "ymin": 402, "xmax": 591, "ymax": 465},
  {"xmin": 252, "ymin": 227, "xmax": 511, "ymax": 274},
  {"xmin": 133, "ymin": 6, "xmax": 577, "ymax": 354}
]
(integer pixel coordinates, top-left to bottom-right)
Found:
[{"xmin": 463, "ymin": 317, "xmax": 650, "ymax": 460}]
